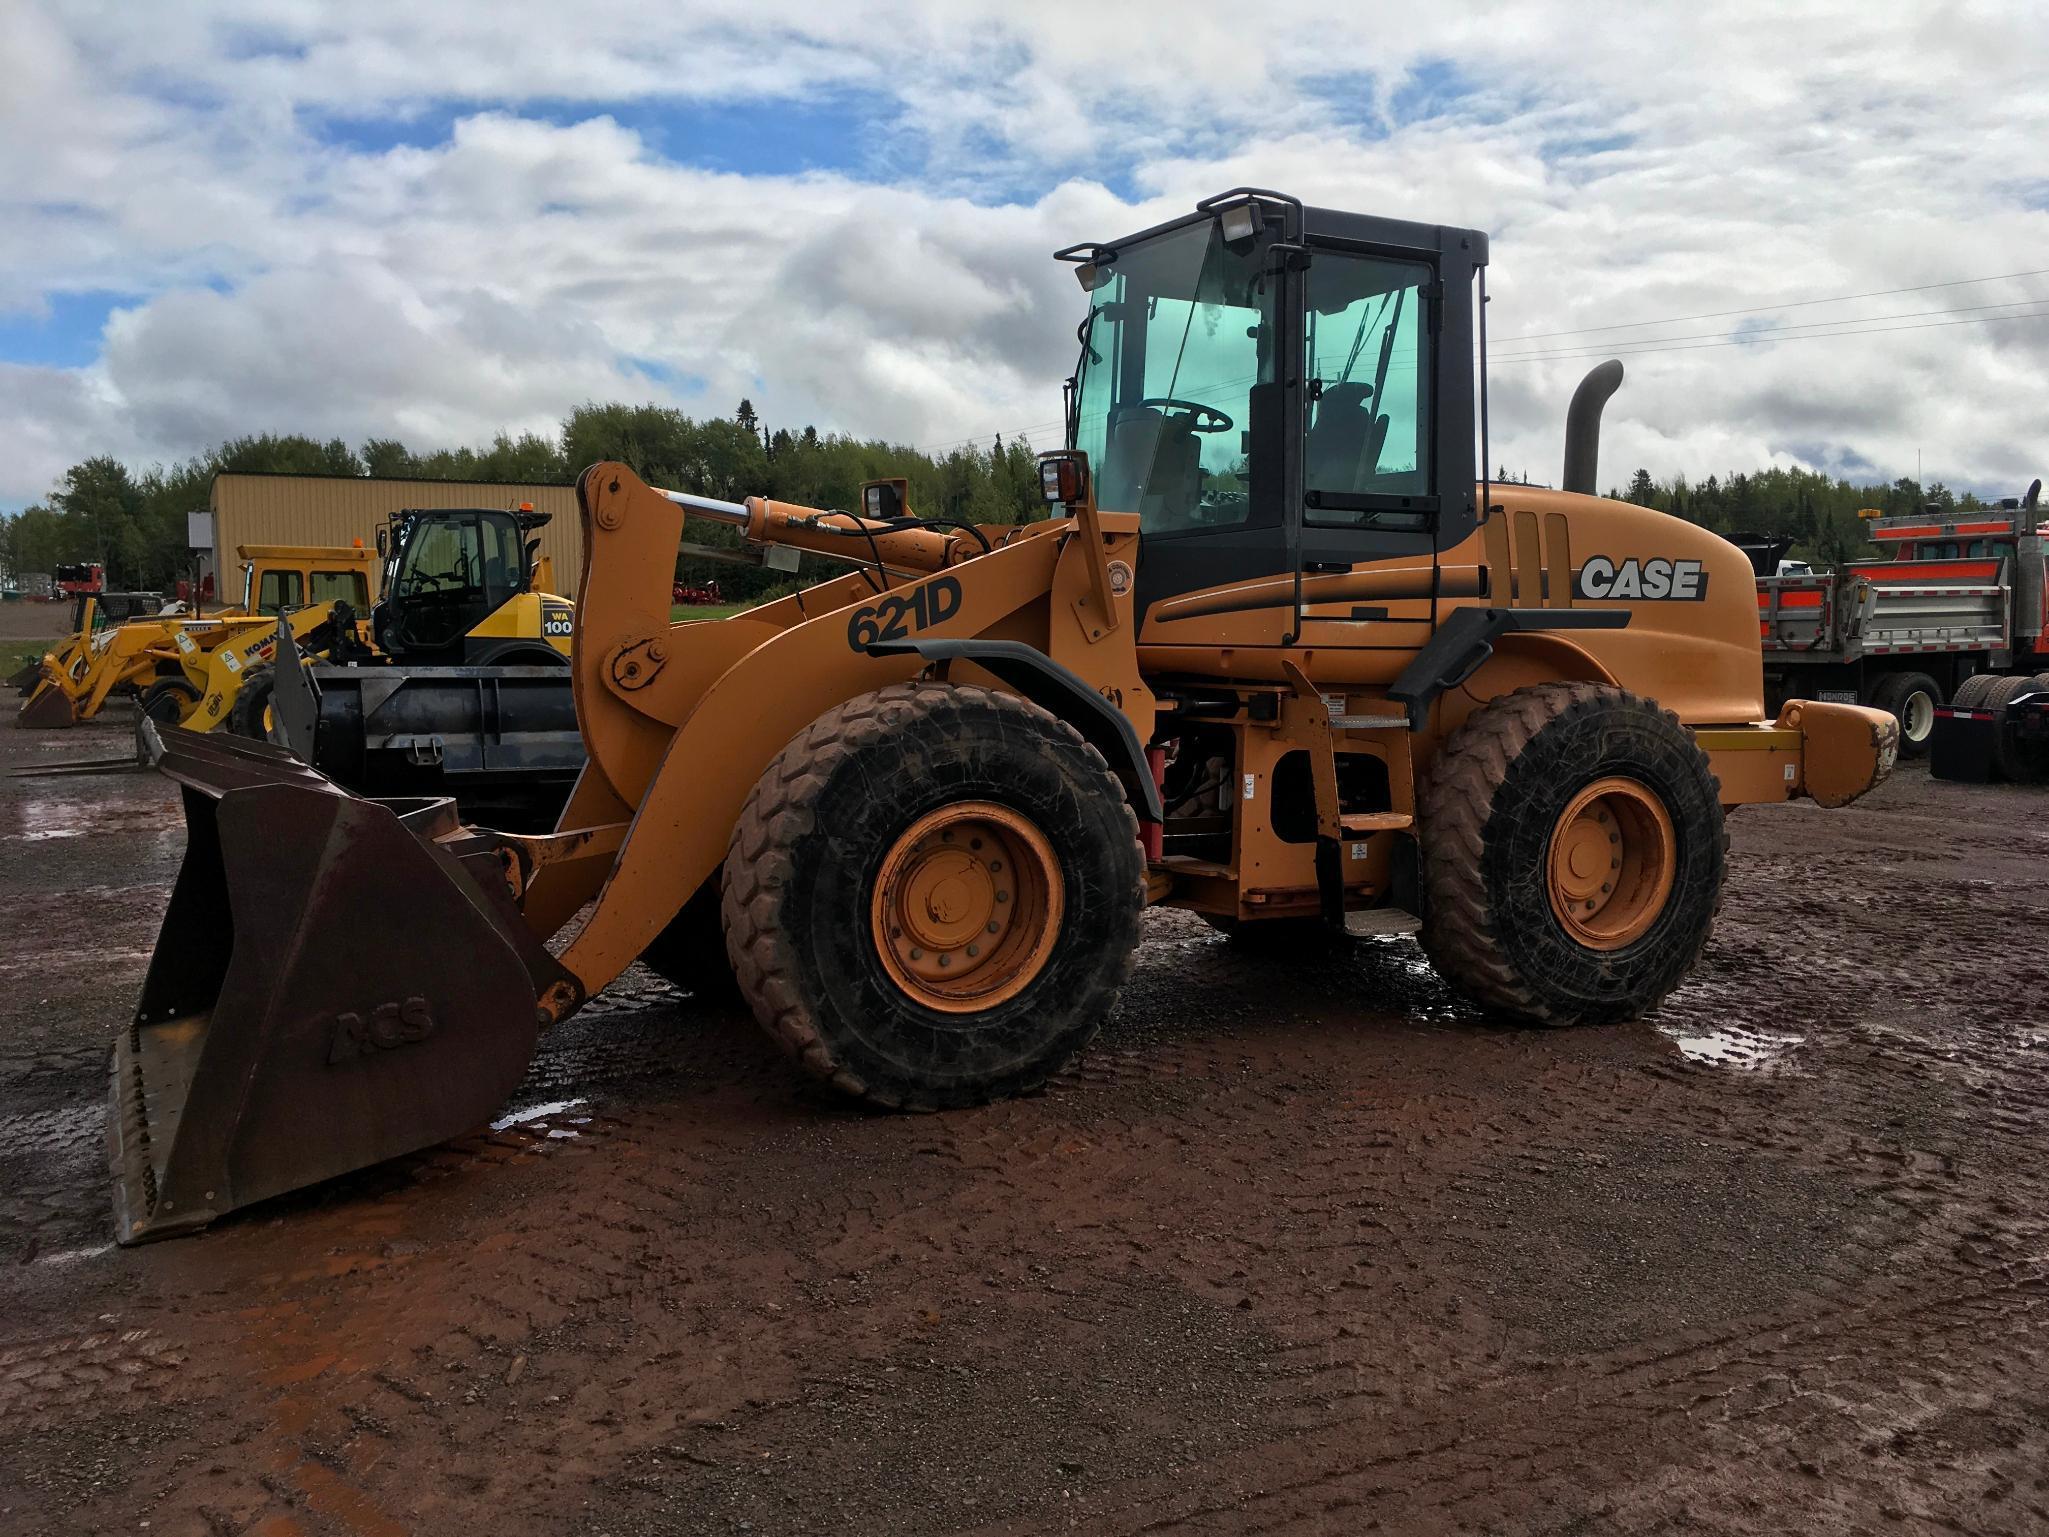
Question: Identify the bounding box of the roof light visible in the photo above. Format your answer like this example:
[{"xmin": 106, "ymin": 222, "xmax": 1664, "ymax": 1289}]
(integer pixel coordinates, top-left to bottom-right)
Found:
[
  {"xmin": 1218, "ymin": 202, "xmax": 1260, "ymax": 243},
  {"xmin": 519, "ymin": 501, "xmax": 534, "ymax": 513}
]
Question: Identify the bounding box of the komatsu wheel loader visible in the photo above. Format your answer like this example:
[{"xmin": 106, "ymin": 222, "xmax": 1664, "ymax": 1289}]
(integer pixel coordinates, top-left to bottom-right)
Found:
[{"xmin": 109, "ymin": 190, "xmax": 1897, "ymax": 1242}]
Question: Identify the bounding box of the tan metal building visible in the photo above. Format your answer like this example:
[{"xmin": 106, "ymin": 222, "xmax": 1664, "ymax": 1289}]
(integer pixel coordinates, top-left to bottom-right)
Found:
[{"xmin": 198, "ymin": 474, "xmax": 584, "ymax": 595}]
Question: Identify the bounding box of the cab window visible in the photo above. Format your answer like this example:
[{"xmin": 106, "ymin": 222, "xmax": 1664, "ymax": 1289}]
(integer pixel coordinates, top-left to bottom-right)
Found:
[
  {"xmin": 257, "ymin": 570, "xmax": 304, "ymax": 613},
  {"xmin": 1303, "ymin": 252, "xmax": 1433, "ymax": 523},
  {"xmin": 310, "ymin": 569, "xmax": 371, "ymax": 608},
  {"xmin": 1070, "ymin": 219, "xmax": 1275, "ymax": 537}
]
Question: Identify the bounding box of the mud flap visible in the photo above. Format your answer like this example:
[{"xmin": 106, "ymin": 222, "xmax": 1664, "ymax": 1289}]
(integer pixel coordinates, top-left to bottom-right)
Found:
[{"xmin": 110, "ymin": 728, "xmax": 553, "ymax": 1243}]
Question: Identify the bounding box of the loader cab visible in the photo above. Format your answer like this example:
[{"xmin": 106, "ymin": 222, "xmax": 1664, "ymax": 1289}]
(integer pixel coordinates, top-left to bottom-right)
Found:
[
  {"xmin": 373, "ymin": 506, "xmax": 554, "ymax": 663},
  {"xmin": 1060, "ymin": 189, "xmax": 1484, "ymax": 623}
]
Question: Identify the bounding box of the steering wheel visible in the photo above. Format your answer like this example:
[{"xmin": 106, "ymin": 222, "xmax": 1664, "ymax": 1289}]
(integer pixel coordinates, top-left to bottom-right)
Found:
[{"xmin": 1136, "ymin": 397, "xmax": 1234, "ymax": 433}]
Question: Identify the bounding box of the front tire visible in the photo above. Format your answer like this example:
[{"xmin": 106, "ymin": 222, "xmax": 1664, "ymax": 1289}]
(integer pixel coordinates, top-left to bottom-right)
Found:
[
  {"xmin": 137, "ymin": 678, "xmax": 198, "ymax": 726},
  {"xmin": 722, "ymin": 682, "xmax": 1144, "ymax": 1109},
  {"xmin": 229, "ymin": 665, "xmax": 277, "ymax": 741},
  {"xmin": 1419, "ymin": 683, "xmax": 1726, "ymax": 1026}
]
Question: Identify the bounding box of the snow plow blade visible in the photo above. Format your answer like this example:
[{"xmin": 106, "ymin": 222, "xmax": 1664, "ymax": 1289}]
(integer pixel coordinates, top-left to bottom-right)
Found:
[{"xmin": 109, "ymin": 725, "xmax": 566, "ymax": 1244}]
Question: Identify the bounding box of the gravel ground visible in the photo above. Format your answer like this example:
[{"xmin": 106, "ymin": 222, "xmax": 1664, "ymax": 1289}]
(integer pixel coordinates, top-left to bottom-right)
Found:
[{"xmin": 1, "ymin": 708, "xmax": 2045, "ymax": 1535}]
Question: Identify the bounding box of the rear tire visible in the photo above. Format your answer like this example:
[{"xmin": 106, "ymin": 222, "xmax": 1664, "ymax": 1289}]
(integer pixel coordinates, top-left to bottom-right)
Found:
[
  {"xmin": 1869, "ymin": 671, "xmax": 1941, "ymax": 759},
  {"xmin": 1951, "ymin": 672, "xmax": 2000, "ymax": 709},
  {"xmin": 138, "ymin": 678, "xmax": 198, "ymax": 726},
  {"xmin": 1979, "ymin": 675, "xmax": 2046, "ymax": 783},
  {"xmin": 229, "ymin": 666, "xmax": 276, "ymax": 741},
  {"xmin": 722, "ymin": 681, "xmax": 1144, "ymax": 1109},
  {"xmin": 1419, "ymin": 683, "xmax": 1725, "ymax": 1026}
]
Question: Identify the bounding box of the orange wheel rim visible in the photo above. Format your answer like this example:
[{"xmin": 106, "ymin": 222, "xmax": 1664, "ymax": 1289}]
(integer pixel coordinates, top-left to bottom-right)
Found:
[
  {"xmin": 870, "ymin": 801, "xmax": 1063, "ymax": 1013},
  {"xmin": 1546, "ymin": 776, "xmax": 1676, "ymax": 951}
]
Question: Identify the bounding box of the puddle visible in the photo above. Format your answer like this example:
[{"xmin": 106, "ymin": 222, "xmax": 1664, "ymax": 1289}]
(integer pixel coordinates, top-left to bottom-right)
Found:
[
  {"xmin": 491, "ymin": 1098, "xmax": 590, "ymax": 1136},
  {"xmin": 1658, "ymin": 1024, "xmax": 1805, "ymax": 1069},
  {"xmin": 8, "ymin": 828, "xmax": 86, "ymax": 842},
  {"xmin": 34, "ymin": 1244, "xmax": 115, "ymax": 1267}
]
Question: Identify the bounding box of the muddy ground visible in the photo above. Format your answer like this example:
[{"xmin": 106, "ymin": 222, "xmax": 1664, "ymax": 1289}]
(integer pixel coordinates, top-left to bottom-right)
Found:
[{"xmin": 1, "ymin": 709, "xmax": 2045, "ymax": 1536}]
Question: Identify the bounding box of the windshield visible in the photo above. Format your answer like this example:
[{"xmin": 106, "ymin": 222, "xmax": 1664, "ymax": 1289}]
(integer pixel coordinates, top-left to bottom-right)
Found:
[
  {"xmin": 1070, "ymin": 219, "xmax": 1275, "ymax": 535},
  {"xmin": 391, "ymin": 514, "xmax": 524, "ymax": 606}
]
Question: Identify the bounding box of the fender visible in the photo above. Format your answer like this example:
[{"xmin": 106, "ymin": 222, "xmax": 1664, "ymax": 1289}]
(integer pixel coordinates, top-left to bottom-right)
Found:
[{"xmin": 868, "ymin": 637, "xmax": 1165, "ymax": 822}]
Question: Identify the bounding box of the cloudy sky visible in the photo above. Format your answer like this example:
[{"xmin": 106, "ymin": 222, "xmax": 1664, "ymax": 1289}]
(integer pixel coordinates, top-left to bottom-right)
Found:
[{"xmin": 3, "ymin": 1, "xmax": 2046, "ymax": 511}]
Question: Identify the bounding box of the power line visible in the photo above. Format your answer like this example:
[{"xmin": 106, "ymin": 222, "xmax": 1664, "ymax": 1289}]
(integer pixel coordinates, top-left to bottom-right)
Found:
[
  {"xmin": 1492, "ymin": 294, "xmax": 2049, "ymax": 362},
  {"xmin": 1503, "ymin": 266, "xmax": 2049, "ymax": 342},
  {"xmin": 1489, "ymin": 304, "xmax": 2049, "ymax": 365},
  {"xmin": 915, "ymin": 272, "xmax": 2049, "ymax": 447}
]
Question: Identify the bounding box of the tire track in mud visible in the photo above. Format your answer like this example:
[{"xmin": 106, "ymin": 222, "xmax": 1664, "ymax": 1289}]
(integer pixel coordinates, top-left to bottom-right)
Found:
[{"xmin": 6, "ymin": 751, "xmax": 2049, "ymax": 1535}]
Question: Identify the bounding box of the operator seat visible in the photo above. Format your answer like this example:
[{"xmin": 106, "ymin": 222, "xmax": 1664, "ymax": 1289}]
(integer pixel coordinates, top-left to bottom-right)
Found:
[
  {"xmin": 1304, "ymin": 382, "xmax": 1390, "ymax": 516},
  {"xmin": 1101, "ymin": 406, "xmax": 1203, "ymax": 529}
]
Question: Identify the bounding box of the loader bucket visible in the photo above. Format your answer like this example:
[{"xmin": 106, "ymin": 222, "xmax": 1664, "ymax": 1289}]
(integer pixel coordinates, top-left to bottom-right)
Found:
[
  {"xmin": 109, "ymin": 726, "xmax": 559, "ymax": 1243},
  {"xmin": 8, "ymin": 657, "xmax": 43, "ymax": 692},
  {"xmin": 17, "ymin": 677, "xmax": 78, "ymax": 728}
]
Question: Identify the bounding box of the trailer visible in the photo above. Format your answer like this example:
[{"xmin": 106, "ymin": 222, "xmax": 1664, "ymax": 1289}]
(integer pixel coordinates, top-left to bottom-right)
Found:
[{"xmin": 1757, "ymin": 480, "xmax": 2044, "ymax": 757}]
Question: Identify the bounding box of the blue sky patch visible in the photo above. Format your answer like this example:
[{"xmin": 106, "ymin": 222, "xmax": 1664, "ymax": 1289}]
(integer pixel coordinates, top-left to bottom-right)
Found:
[
  {"xmin": 312, "ymin": 92, "xmax": 893, "ymax": 180},
  {"xmin": 0, "ymin": 290, "xmax": 136, "ymax": 369}
]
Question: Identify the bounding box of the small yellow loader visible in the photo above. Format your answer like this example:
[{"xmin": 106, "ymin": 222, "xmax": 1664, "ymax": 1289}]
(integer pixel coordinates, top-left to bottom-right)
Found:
[
  {"xmin": 110, "ymin": 189, "xmax": 1898, "ymax": 1242},
  {"xmin": 16, "ymin": 544, "xmax": 377, "ymax": 729}
]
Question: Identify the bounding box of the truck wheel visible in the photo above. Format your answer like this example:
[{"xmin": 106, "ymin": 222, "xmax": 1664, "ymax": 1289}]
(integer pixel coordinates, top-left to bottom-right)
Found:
[
  {"xmin": 138, "ymin": 678, "xmax": 198, "ymax": 726},
  {"xmin": 722, "ymin": 681, "xmax": 1144, "ymax": 1109},
  {"xmin": 1419, "ymin": 683, "xmax": 1726, "ymax": 1027},
  {"xmin": 228, "ymin": 666, "xmax": 277, "ymax": 741},
  {"xmin": 1979, "ymin": 675, "xmax": 2045, "ymax": 783},
  {"xmin": 1869, "ymin": 671, "xmax": 1942, "ymax": 759},
  {"xmin": 1951, "ymin": 672, "xmax": 2000, "ymax": 709},
  {"xmin": 638, "ymin": 871, "xmax": 741, "ymax": 1006}
]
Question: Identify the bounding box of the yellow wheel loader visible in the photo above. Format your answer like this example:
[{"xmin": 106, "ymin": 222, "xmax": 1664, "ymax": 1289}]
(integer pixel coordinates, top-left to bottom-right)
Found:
[
  {"xmin": 109, "ymin": 190, "xmax": 1898, "ymax": 1242},
  {"xmin": 164, "ymin": 507, "xmax": 571, "ymax": 744},
  {"xmin": 16, "ymin": 545, "xmax": 377, "ymax": 729}
]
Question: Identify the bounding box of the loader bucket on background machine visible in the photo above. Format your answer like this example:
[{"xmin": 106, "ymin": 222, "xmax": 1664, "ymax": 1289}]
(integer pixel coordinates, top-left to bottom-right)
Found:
[
  {"xmin": 17, "ymin": 676, "xmax": 79, "ymax": 728},
  {"xmin": 109, "ymin": 724, "xmax": 563, "ymax": 1243}
]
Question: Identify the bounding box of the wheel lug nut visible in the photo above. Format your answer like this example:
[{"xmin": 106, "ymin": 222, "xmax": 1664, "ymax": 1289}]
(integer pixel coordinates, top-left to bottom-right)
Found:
[
  {"xmin": 995, "ymin": 891, "xmax": 1009, "ymax": 903},
  {"xmin": 987, "ymin": 921, "xmax": 999, "ymax": 933},
  {"xmin": 938, "ymin": 954, "xmax": 951, "ymax": 968},
  {"xmin": 966, "ymin": 944, "xmax": 979, "ymax": 957},
  {"xmin": 909, "ymin": 947, "xmax": 923, "ymax": 960},
  {"xmin": 990, "ymin": 860, "xmax": 1003, "ymax": 872}
]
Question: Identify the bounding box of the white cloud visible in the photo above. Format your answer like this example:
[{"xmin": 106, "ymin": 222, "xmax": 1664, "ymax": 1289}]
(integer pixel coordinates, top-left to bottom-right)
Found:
[{"xmin": 2, "ymin": 0, "xmax": 2048, "ymax": 507}]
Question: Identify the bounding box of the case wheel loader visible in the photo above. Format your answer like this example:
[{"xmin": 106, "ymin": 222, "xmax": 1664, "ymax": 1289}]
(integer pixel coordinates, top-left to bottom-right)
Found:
[{"xmin": 108, "ymin": 189, "xmax": 1899, "ymax": 1243}]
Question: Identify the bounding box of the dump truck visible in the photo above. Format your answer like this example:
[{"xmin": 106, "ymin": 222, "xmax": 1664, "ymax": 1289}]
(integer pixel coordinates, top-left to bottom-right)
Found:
[
  {"xmin": 109, "ymin": 189, "xmax": 1898, "ymax": 1243},
  {"xmin": 1757, "ymin": 479, "xmax": 2045, "ymax": 756}
]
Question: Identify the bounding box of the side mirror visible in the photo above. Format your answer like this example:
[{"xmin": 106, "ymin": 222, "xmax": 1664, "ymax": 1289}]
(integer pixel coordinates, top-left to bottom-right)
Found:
[{"xmin": 375, "ymin": 526, "xmax": 387, "ymax": 559}]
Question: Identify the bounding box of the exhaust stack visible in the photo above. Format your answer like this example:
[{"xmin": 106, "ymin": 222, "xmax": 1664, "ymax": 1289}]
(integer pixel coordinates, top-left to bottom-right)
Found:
[{"xmin": 1562, "ymin": 359, "xmax": 1625, "ymax": 496}]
